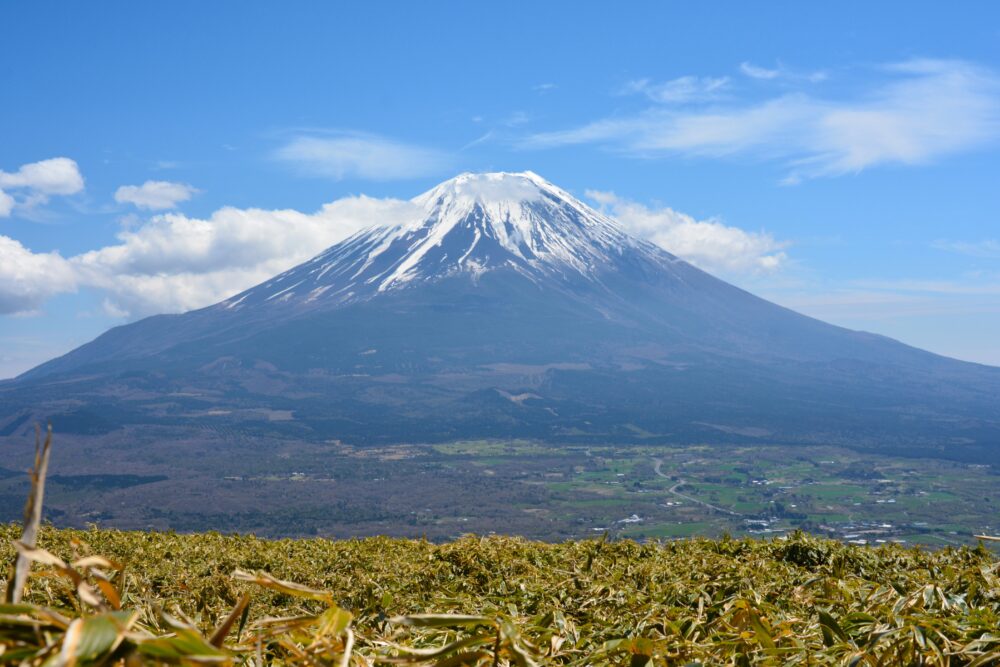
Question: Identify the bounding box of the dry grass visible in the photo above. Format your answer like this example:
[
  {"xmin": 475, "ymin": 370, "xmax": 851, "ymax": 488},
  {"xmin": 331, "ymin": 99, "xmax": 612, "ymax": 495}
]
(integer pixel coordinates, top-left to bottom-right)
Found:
[{"xmin": 2, "ymin": 525, "xmax": 1000, "ymax": 665}]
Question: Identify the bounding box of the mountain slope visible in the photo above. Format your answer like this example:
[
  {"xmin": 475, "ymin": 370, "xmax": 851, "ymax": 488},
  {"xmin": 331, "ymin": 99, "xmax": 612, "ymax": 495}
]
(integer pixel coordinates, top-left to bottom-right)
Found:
[{"xmin": 4, "ymin": 172, "xmax": 1000, "ymax": 460}]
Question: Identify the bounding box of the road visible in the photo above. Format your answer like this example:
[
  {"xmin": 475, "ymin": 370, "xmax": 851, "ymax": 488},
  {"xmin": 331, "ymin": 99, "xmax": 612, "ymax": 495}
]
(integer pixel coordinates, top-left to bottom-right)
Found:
[{"xmin": 652, "ymin": 458, "xmax": 743, "ymax": 517}]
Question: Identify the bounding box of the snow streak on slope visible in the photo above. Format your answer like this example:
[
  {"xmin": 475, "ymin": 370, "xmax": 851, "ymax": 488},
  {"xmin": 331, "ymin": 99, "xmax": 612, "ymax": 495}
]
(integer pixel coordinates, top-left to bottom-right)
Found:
[{"xmin": 221, "ymin": 171, "xmax": 681, "ymax": 310}]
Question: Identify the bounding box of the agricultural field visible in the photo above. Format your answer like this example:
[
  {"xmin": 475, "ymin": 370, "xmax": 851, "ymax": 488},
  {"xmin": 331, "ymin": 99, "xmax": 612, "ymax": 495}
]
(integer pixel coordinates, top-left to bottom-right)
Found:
[
  {"xmin": 473, "ymin": 442, "xmax": 1000, "ymax": 548},
  {"xmin": 1, "ymin": 433, "xmax": 998, "ymax": 546}
]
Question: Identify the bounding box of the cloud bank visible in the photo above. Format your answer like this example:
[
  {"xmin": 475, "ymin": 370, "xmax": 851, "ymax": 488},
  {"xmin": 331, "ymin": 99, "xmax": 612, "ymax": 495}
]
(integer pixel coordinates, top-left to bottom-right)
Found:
[
  {"xmin": 587, "ymin": 191, "xmax": 788, "ymax": 274},
  {"xmin": 0, "ymin": 195, "xmax": 424, "ymax": 317},
  {"xmin": 76, "ymin": 195, "xmax": 424, "ymax": 317}
]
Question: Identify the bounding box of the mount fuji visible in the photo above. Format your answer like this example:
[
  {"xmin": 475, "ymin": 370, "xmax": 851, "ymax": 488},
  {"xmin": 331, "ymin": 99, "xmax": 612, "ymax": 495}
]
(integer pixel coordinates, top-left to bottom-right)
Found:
[{"xmin": 3, "ymin": 172, "xmax": 1000, "ymax": 461}]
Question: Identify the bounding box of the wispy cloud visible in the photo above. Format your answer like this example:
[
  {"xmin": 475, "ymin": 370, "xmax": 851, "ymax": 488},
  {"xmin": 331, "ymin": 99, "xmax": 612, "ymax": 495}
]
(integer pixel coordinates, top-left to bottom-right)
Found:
[
  {"xmin": 762, "ymin": 274, "xmax": 1000, "ymax": 320},
  {"xmin": 618, "ymin": 75, "xmax": 730, "ymax": 104},
  {"xmin": 765, "ymin": 288, "xmax": 1000, "ymax": 327},
  {"xmin": 739, "ymin": 61, "xmax": 827, "ymax": 83},
  {"xmin": 525, "ymin": 59, "xmax": 1000, "ymax": 183},
  {"xmin": 274, "ymin": 132, "xmax": 451, "ymax": 181},
  {"xmin": 851, "ymin": 278, "xmax": 1000, "ymax": 296},
  {"xmin": 461, "ymin": 130, "xmax": 496, "ymax": 151},
  {"xmin": 460, "ymin": 111, "xmax": 535, "ymax": 150},
  {"xmin": 504, "ymin": 111, "xmax": 531, "ymax": 127},
  {"xmin": 0, "ymin": 157, "xmax": 85, "ymax": 217},
  {"xmin": 115, "ymin": 180, "xmax": 199, "ymax": 210},
  {"xmin": 588, "ymin": 190, "xmax": 788, "ymax": 275},
  {"xmin": 739, "ymin": 62, "xmax": 780, "ymax": 80},
  {"xmin": 932, "ymin": 238, "xmax": 1000, "ymax": 259}
]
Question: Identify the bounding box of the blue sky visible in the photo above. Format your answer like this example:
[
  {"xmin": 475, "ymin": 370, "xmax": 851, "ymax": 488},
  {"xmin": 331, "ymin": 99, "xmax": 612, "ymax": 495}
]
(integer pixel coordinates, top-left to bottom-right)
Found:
[{"xmin": 2, "ymin": 2, "xmax": 1000, "ymax": 377}]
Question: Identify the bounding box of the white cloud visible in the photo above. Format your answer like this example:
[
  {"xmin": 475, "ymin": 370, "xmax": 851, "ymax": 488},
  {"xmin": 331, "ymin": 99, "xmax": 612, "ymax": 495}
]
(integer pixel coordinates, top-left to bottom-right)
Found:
[
  {"xmin": 115, "ymin": 180, "xmax": 198, "ymax": 210},
  {"xmin": 619, "ymin": 76, "xmax": 730, "ymax": 104},
  {"xmin": 739, "ymin": 61, "xmax": 827, "ymax": 83},
  {"xmin": 588, "ymin": 190, "xmax": 788, "ymax": 275},
  {"xmin": 72, "ymin": 195, "xmax": 423, "ymax": 317},
  {"xmin": 0, "ymin": 157, "xmax": 84, "ymax": 217},
  {"xmin": 0, "ymin": 157, "xmax": 84, "ymax": 194},
  {"xmin": 0, "ymin": 190, "xmax": 14, "ymax": 217},
  {"xmin": 275, "ymin": 132, "xmax": 451, "ymax": 180},
  {"xmin": 0, "ymin": 191, "xmax": 424, "ymax": 318},
  {"xmin": 739, "ymin": 62, "xmax": 780, "ymax": 80},
  {"xmin": 0, "ymin": 236, "xmax": 77, "ymax": 314},
  {"xmin": 527, "ymin": 59, "xmax": 1000, "ymax": 182}
]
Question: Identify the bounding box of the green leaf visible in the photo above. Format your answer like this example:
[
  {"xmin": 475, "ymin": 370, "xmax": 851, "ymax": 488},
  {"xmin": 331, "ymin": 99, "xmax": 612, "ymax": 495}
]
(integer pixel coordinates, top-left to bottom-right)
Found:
[
  {"xmin": 748, "ymin": 612, "xmax": 776, "ymax": 651},
  {"xmin": 209, "ymin": 592, "xmax": 250, "ymax": 648},
  {"xmin": 136, "ymin": 626, "xmax": 231, "ymax": 662},
  {"xmin": 316, "ymin": 606, "xmax": 353, "ymax": 638},
  {"xmin": 818, "ymin": 610, "xmax": 850, "ymax": 647},
  {"xmin": 52, "ymin": 612, "xmax": 135, "ymax": 664}
]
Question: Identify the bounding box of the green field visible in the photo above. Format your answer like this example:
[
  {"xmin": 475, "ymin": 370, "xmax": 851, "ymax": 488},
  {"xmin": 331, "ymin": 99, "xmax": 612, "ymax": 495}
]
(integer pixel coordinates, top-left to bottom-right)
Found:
[
  {"xmin": 433, "ymin": 442, "xmax": 1000, "ymax": 547},
  {"xmin": 5, "ymin": 434, "xmax": 998, "ymax": 544}
]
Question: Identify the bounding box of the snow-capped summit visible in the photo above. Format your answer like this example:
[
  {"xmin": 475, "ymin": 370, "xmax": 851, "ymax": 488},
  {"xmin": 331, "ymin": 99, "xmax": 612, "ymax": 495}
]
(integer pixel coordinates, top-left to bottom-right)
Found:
[
  {"xmin": 222, "ymin": 171, "xmax": 672, "ymax": 310},
  {"xmin": 385, "ymin": 171, "xmax": 648, "ymax": 285}
]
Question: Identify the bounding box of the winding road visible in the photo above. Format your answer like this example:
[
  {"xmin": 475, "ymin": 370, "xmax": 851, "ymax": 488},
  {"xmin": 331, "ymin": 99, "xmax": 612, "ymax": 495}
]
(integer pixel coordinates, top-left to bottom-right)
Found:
[{"xmin": 652, "ymin": 458, "xmax": 744, "ymax": 517}]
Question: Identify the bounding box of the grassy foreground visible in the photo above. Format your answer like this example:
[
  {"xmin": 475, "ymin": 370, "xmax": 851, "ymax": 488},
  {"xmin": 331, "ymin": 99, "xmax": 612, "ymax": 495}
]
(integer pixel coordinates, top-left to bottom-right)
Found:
[{"xmin": 2, "ymin": 526, "xmax": 1000, "ymax": 665}]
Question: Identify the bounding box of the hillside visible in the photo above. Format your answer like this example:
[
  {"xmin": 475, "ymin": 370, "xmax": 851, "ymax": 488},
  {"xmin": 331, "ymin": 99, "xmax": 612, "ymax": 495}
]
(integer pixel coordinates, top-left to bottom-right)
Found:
[{"xmin": 2, "ymin": 526, "xmax": 999, "ymax": 664}]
